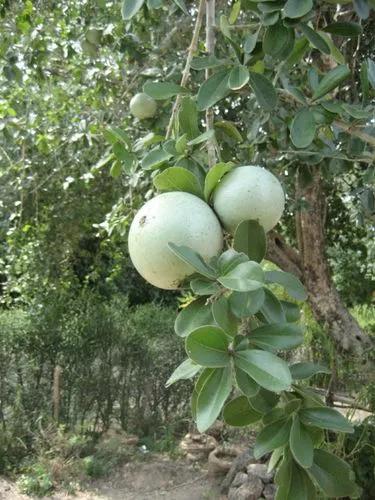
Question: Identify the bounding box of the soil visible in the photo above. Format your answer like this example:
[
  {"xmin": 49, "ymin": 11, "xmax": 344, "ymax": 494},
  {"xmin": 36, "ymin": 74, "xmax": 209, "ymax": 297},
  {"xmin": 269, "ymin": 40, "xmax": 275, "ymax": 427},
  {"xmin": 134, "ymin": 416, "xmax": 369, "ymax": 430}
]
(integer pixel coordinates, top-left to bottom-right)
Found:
[{"xmin": 0, "ymin": 455, "xmax": 224, "ymax": 500}]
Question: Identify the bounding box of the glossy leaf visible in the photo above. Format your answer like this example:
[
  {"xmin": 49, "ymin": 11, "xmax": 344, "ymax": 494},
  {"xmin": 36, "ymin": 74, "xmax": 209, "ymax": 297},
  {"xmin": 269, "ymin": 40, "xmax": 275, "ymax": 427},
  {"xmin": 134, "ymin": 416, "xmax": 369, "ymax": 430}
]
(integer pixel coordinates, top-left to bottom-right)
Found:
[
  {"xmin": 290, "ymin": 108, "xmax": 316, "ymax": 149},
  {"xmin": 281, "ymin": 301, "xmax": 301, "ymax": 323},
  {"xmin": 284, "ymin": 0, "xmax": 312, "ymax": 18},
  {"xmin": 249, "ymin": 323, "xmax": 304, "ymax": 351},
  {"xmin": 121, "ymin": 0, "xmax": 144, "ymax": 20},
  {"xmin": 229, "ymin": 288, "xmax": 266, "ymax": 318},
  {"xmin": 196, "ymin": 367, "xmax": 232, "ymax": 432},
  {"xmin": 154, "ymin": 167, "xmax": 203, "ymax": 198},
  {"xmin": 175, "ymin": 298, "xmax": 215, "ymax": 338},
  {"xmin": 249, "ymin": 388, "xmax": 280, "ymax": 414},
  {"xmin": 212, "ymin": 296, "xmax": 239, "ymax": 336},
  {"xmin": 265, "ymin": 270, "xmax": 307, "ymax": 301},
  {"xmin": 186, "ymin": 325, "xmax": 230, "ymax": 367},
  {"xmin": 166, "ymin": 358, "xmax": 200, "ymax": 387},
  {"xmin": 307, "ymin": 449, "xmax": 360, "ymax": 498},
  {"xmin": 190, "ymin": 279, "xmax": 221, "ymax": 296},
  {"xmin": 218, "ymin": 261, "xmax": 265, "ymax": 292},
  {"xmin": 168, "ymin": 243, "xmax": 217, "ymax": 279},
  {"xmin": 204, "ymin": 162, "xmax": 234, "ymax": 202},
  {"xmin": 141, "ymin": 148, "xmax": 172, "ymax": 170},
  {"xmin": 290, "ymin": 362, "xmax": 330, "ymax": 380},
  {"xmin": 289, "ymin": 416, "xmax": 313, "ymax": 468},
  {"xmin": 178, "ymin": 97, "xmax": 200, "ymax": 139},
  {"xmin": 172, "ymin": 0, "xmax": 189, "ymax": 16},
  {"xmin": 299, "ymin": 23, "xmax": 330, "ymax": 54},
  {"xmin": 299, "ymin": 407, "xmax": 354, "ymax": 433},
  {"xmin": 254, "ymin": 418, "xmax": 292, "ymax": 459},
  {"xmin": 249, "ymin": 71, "xmax": 277, "ymax": 111},
  {"xmin": 217, "ymin": 249, "xmax": 248, "ymax": 276},
  {"xmin": 197, "ymin": 70, "xmax": 230, "ymax": 110},
  {"xmin": 235, "ymin": 365, "xmax": 260, "ymax": 398},
  {"xmin": 323, "ymin": 21, "xmax": 363, "ymax": 37},
  {"xmin": 312, "ymin": 65, "xmax": 351, "ymax": 101},
  {"xmin": 233, "ymin": 220, "xmax": 267, "ymax": 263},
  {"xmin": 143, "ymin": 81, "xmax": 186, "ymax": 99},
  {"xmin": 228, "ymin": 65, "xmax": 249, "ymax": 90},
  {"xmin": 258, "ymin": 288, "xmax": 286, "ymax": 324},
  {"xmin": 223, "ymin": 395, "xmax": 262, "ymax": 426},
  {"xmin": 234, "ymin": 349, "xmax": 292, "ymax": 392}
]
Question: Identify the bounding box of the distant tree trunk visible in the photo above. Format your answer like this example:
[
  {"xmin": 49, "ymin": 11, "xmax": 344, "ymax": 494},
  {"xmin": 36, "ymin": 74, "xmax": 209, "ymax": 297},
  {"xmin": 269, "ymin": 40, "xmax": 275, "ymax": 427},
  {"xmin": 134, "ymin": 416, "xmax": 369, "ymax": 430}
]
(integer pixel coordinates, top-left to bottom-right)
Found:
[
  {"xmin": 267, "ymin": 167, "xmax": 372, "ymax": 355},
  {"xmin": 52, "ymin": 365, "xmax": 62, "ymax": 422}
]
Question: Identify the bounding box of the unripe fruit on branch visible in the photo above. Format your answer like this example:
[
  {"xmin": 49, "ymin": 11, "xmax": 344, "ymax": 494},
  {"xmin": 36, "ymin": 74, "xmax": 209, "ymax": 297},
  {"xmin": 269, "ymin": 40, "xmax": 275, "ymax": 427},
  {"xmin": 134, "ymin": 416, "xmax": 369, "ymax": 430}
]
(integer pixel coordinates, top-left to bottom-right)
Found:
[
  {"xmin": 128, "ymin": 192, "xmax": 223, "ymax": 289},
  {"xmin": 213, "ymin": 165, "xmax": 285, "ymax": 234},
  {"xmin": 129, "ymin": 92, "xmax": 157, "ymax": 119}
]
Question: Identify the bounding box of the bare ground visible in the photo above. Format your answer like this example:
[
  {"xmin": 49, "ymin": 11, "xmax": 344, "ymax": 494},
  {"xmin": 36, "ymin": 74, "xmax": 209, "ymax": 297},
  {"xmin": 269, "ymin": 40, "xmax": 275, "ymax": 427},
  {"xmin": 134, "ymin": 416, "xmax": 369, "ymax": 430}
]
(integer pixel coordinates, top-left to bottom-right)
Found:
[{"xmin": 0, "ymin": 455, "xmax": 223, "ymax": 500}]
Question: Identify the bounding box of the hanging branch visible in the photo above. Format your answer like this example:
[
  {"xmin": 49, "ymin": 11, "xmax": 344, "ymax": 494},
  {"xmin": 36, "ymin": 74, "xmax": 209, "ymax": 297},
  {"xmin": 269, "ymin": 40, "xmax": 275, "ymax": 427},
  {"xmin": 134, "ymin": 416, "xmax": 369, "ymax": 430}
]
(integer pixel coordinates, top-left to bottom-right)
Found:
[
  {"xmin": 205, "ymin": 0, "xmax": 217, "ymax": 168},
  {"xmin": 166, "ymin": 0, "xmax": 206, "ymax": 139}
]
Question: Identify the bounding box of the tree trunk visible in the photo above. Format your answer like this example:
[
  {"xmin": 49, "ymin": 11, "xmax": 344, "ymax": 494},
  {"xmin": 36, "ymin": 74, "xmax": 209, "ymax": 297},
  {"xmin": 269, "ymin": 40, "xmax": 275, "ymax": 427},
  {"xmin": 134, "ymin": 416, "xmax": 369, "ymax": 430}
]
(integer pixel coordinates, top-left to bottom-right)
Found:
[{"xmin": 267, "ymin": 167, "xmax": 372, "ymax": 355}]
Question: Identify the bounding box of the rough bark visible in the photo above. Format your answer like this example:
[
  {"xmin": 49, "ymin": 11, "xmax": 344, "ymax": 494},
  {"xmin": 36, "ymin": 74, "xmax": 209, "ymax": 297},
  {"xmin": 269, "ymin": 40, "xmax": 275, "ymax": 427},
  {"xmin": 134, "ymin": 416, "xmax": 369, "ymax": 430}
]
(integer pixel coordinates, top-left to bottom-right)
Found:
[{"xmin": 267, "ymin": 168, "xmax": 372, "ymax": 355}]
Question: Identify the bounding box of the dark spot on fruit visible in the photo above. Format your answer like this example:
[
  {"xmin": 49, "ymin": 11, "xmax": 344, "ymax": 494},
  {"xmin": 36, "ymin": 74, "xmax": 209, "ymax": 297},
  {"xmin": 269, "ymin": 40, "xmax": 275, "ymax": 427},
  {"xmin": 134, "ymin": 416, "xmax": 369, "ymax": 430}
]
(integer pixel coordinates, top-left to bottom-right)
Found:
[{"xmin": 139, "ymin": 216, "xmax": 147, "ymax": 226}]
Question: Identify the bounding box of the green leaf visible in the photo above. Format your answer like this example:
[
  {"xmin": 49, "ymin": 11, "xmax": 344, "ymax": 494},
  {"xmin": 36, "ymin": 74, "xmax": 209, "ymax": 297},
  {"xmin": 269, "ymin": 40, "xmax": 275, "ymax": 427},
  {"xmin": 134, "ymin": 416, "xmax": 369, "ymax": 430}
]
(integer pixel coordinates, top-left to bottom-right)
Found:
[
  {"xmin": 290, "ymin": 362, "xmax": 330, "ymax": 380},
  {"xmin": 244, "ymin": 32, "xmax": 258, "ymax": 54},
  {"xmin": 249, "ymin": 388, "xmax": 280, "ymax": 414},
  {"xmin": 141, "ymin": 148, "xmax": 172, "ymax": 170},
  {"xmin": 229, "ymin": 289, "xmax": 265, "ymax": 318},
  {"xmin": 218, "ymin": 261, "xmax": 265, "ymax": 292},
  {"xmin": 263, "ymin": 407, "xmax": 287, "ymax": 425},
  {"xmin": 228, "ymin": 65, "xmax": 249, "ymax": 90},
  {"xmin": 353, "ymin": 0, "xmax": 370, "ymax": 19},
  {"xmin": 215, "ymin": 121, "xmax": 243, "ymax": 143},
  {"xmin": 172, "ymin": 0, "xmax": 189, "ymax": 16},
  {"xmin": 268, "ymin": 447, "xmax": 284, "ymax": 472},
  {"xmin": 290, "ymin": 108, "xmax": 316, "ymax": 149},
  {"xmin": 312, "ymin": 65, "xmax": 351, "ymax": 101},
  {"xmin": 178, "ymin": 97, "xmax": 200, "ymax": 139},
  {"xmin": 254, "ymin": 418, "xmax": 292, "ymax": 459},
  {"xmin": 258, "ymin": 288, "xmax": 286, "ymax": 324},
  {"xmin": 265, "ymin": 270, "xmax": 307, "ymax": 301},
  {"xmin": 143, "ymin": 81, "xmax": 186, "ymax": 100},
  {"xmin": 307, "ymin": 449, "xmax": 360, "ymax": 498},
  {"xmin": 190, "ymin": 279, "xmax": 221, "ymax": 296},
  {"xmin": 187, "ymin": 129, "xmax": 215, "ymax": 146},
  {"xmin": 285, "ymin": 37, "xmax": 309, "ymax": 68},
  {"xmin": 317, "ymin": 31, "xmax": 345, "ymax": 65},
  {"xmin": 290, "ymin": 416, "xmax": 313, "ymax": 468},
  {"xmin": 234, "ymin": 349, "xmax": 292, "ymax": 392},
  {"xmin": 110, "ymin": 161, "xmax": 122, "ymax": 178},
  {"xmin": 249, "ymin": 323, "xmax": 304, "ymax": 351},
  {"xmin": 196, "ymin": 367, "xmax": 232, "ymax": 432},
  {"xmin": 249, "ymin": 71, "xmax": 277, "ymax": 111},
  {"xmin": 153, "ymin": 167, "xmax": 203, "ymax": 198},
  {"xmin": 284, "ymin": 0, "xmax": 312, "ymax": 19},
  {"xmin": 233, "ymin": 220, "xmax": 267, "ymax": 263},
  {"xmin": 190, "ymin": 55, "xmax": 227, "ymax": 70},
  {"xmin": 276, "ymin": 455, "xmax": 317, "ymax": 500},
  {"xmin": 299, "ymin": 23, "xmax": 330, "ymax": 55},
  {"xmin": 323, "ymin": 21, "xmax": 363, "ymax": 37},
  {"xmin": 235, "ymin": 365, "xmax": 260, "ymax": 397},
  {"xmin": 186, "ymin": 325, "xmax": 230, "ymax": 367},
  {"xmin": 299, "ymin": 407, "xmax": 354, "ymax": 433},
  {"xmin": 197, "ymin": 70, "xmax": 231, "ymax": 111},
  {"xmin": 263, "ymin": 22, "xmax": 294, "ymax": 60},
  {"xmin": 223, "ymin": 396, "xmax": 262, "ymax": 426},
  {"xmin": 258, "ymin": 0, "xmax": 285, "ymax": 14},
  {"xmin": 204, "ymin": 162, "xmax": 234, "ymax": 202},
  {"xmin": 281, "ymin": 301, "xmax": 301, "ymax": 323},
  {"xmin": 212, "ymin": 296, "xmax": 239, "ymax": 336},
  {"xmin": 166, "ymin": 358, "xmax": 201, "ymax": 387},
  {"xmin": 367, "ymin": 58, "xmax": 375, "ymax": 89},
  {"xmin": 175, "ymin": 298, "xmax": 215, "ymax": 338},
  {"xmin": 168, "ymin": 243, "xmax": 217, "ymax": 279},
  {"xmin": 217, "ymin": 249, "xmax": 248, "ymax": 276},
  {"xmin": 121, "ymin": 0, "xmax": 144, "ymax": 20},
  {"xmin": 229, "ymin": 1, "xmax": 241, "ymax": 24}
]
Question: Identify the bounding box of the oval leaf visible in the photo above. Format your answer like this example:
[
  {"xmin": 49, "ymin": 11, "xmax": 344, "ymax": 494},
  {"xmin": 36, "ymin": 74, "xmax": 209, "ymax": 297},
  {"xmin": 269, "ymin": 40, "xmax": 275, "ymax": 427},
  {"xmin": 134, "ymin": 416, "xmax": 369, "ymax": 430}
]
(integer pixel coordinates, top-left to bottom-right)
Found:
[
  {"xmin": 204, "ymin": 162, "xmax": 234, "ymax": 202},
  {"xmin": 228, "ymin": 65, "xmax": 249, "ymax": 90},
  {"xmin": 197, "ymin": 70, "xmax": 231, "ymax": 111},
  {"xmin": 166, "ymin": 358, "xmax": 201, "ymax": 387},
  {"xmin": 154, "ymin": 167, "xmax": 203, "ymax": 198},
  {"xmin": 143, "ymin": 81, "xmax": 186, "ymax": 99},
  {"xmin": 234, "ymin": 349, "xmax": 292, "ymax": 392},
  {"xmin": 235, "ymin": 365, "xmax": 260, "ymax": 398},
  {"xmin": 233, "ymin": 220, "xmax": 267, "ymax": 263},
  {"xmin": 323, "ymin": 21, "xmax": 363, "ymax": 37},
  {"xmin": 218, "ymin": 261, "xmax": 265, "ymax": 292},
  {"xmin": 168, "ymin": 243, "xmax": 217, "ymax": 279},
  {"xmin": 265, "ymin": 270, "xmax": 307, "ymax": 301},
  {"xmin": 186, "ymin": 325, "xmax": 230, "ymax": 367},
  {"xmin": 299, "ymin": 407, "xmax": 354, "ymax": 433},
  {"xmin": 290, "ymin": 416, "xmax": 314, "ymax": 468},
  {"xmin": 290, "ymin": 108, "xmax": 316, "ymax": 149},
  {"xmin": 254, "ymin": 418, "xmax": 292, "ymax": 459},
  {"xmin": 121, "ymin": 0, "xmax": 144, "ymax": 20},
  {"xmin": 212, "ymin": 296, "xmax": 239, "ymax": 336},
  {"xmin": 290, "ymin": 362, "xmax": 330, "ymax": 380},
  {"xmin": 299, "ymin": 23, "xmax": 330, "ymax": 55},
  {"xmin": 312, "ymin": 65, "xmax": 351, "ymax": 101},
  {"xmin": 223, "ymin": 396, "xmax": 262, "ymax": 427},
  {"xmin": 175, "ymin": 298, "xmax": 215, "ymax": 338},
  {"xmin": 284, "ymin": 0, "xmax": 312, "ymax": 19},
  {"xmin": 248, "ymin": 72, "xmax": 277, "ymax": 111},
  {"xmin": 249, "ymin": 323, "xmax": 304, "ymax": 351},
  {"xmin": 229, "ymin": 288, "xmax": 266, "ymax": 319}
]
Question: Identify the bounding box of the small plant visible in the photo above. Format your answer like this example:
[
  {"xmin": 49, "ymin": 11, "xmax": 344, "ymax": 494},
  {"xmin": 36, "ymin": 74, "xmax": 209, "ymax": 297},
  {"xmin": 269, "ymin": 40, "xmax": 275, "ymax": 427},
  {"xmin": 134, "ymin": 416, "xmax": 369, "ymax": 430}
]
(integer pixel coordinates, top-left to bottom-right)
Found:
[{"xmin": 17, "ymin": 464, "xmax": 53, "ymax": 497}]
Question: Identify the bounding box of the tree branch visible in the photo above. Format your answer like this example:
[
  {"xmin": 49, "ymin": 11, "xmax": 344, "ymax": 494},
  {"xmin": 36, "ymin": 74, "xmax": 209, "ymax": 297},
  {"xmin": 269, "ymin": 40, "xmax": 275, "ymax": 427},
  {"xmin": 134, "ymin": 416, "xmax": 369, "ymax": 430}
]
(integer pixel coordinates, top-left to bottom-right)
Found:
[
  {"xmin": 266, "ymin": 231, "xmax": 303, "ymax": 279},
  {"xmin": 205, "ymin": 0, "xmax": 217, "ymax": 168},
  {"xmin": 166, "ymin": 0, "xmax": 206, "ymax": 139},
  {"xmin": 334, "ymin": 120, "xmax": 375, "ymax": 148}
]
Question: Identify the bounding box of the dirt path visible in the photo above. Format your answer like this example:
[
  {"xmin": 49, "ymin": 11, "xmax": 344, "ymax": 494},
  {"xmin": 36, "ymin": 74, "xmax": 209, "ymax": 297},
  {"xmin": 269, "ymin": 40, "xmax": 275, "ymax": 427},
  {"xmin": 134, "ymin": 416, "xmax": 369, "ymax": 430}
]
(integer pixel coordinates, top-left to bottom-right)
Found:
[{"xmin": 0, "ymin": 456, "xmax": 223, "ymax": 500}]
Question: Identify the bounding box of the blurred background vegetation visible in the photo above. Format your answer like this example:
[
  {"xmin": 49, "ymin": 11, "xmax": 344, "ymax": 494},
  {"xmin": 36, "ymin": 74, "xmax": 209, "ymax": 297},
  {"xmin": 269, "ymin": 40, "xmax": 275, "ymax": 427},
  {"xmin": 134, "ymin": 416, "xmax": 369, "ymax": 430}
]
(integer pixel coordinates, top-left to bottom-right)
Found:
[{"xmin": 0, "ymin": 0, "xmax": 374, "ymax": 497}]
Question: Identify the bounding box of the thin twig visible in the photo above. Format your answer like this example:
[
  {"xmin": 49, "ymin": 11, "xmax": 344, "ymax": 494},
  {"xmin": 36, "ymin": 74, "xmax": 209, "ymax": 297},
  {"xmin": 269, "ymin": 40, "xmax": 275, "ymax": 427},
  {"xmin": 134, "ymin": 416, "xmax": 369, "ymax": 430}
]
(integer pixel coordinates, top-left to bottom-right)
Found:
[
  {"xmin": 165, "ymin": 0, "xmax": 206, "ymax": 139},
  {"xmin": 205, "ymin": 0, "xmax": 217, "ymax": 168}
]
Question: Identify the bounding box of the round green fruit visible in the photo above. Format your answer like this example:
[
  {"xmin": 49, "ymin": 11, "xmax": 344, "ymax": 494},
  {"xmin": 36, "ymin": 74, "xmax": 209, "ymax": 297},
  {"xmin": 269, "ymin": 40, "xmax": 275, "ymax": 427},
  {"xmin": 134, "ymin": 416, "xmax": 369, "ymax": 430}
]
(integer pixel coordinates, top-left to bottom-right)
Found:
[
  {"xmin": 213, "ymin": 165, "xmax": 285, "ymax": 233},
  {"xmin": 128, "ymin": 192, "xmax": 223, "ymax": 289},
  {"xmin": 129, "ymin": 92, "xmax": 157, "ymax": 119}
]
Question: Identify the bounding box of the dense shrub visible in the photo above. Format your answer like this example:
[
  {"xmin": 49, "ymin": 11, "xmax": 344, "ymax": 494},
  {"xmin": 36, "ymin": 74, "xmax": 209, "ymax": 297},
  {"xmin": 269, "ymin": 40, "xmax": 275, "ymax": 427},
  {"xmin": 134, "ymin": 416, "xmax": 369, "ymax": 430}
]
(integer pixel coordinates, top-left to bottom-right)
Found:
[{"xmin": 0, "ymin": 293, "xmax": 190, "ymax": 471}]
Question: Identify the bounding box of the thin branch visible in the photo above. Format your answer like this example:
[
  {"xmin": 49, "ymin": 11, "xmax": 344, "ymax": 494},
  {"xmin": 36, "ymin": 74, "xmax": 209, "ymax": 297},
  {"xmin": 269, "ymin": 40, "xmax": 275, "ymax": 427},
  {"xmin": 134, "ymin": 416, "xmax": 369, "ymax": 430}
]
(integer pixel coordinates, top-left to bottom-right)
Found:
[
  {"xmin": 165, "ymin": 0, "xmax": 206, "ymax": 139},
  {"xmin": 205, "ymin": 0, "xmax": 217, "ymax": 168},
  {"xmin": 334, "ymin": 120, "xmax": 375, "ymax": 148}
]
